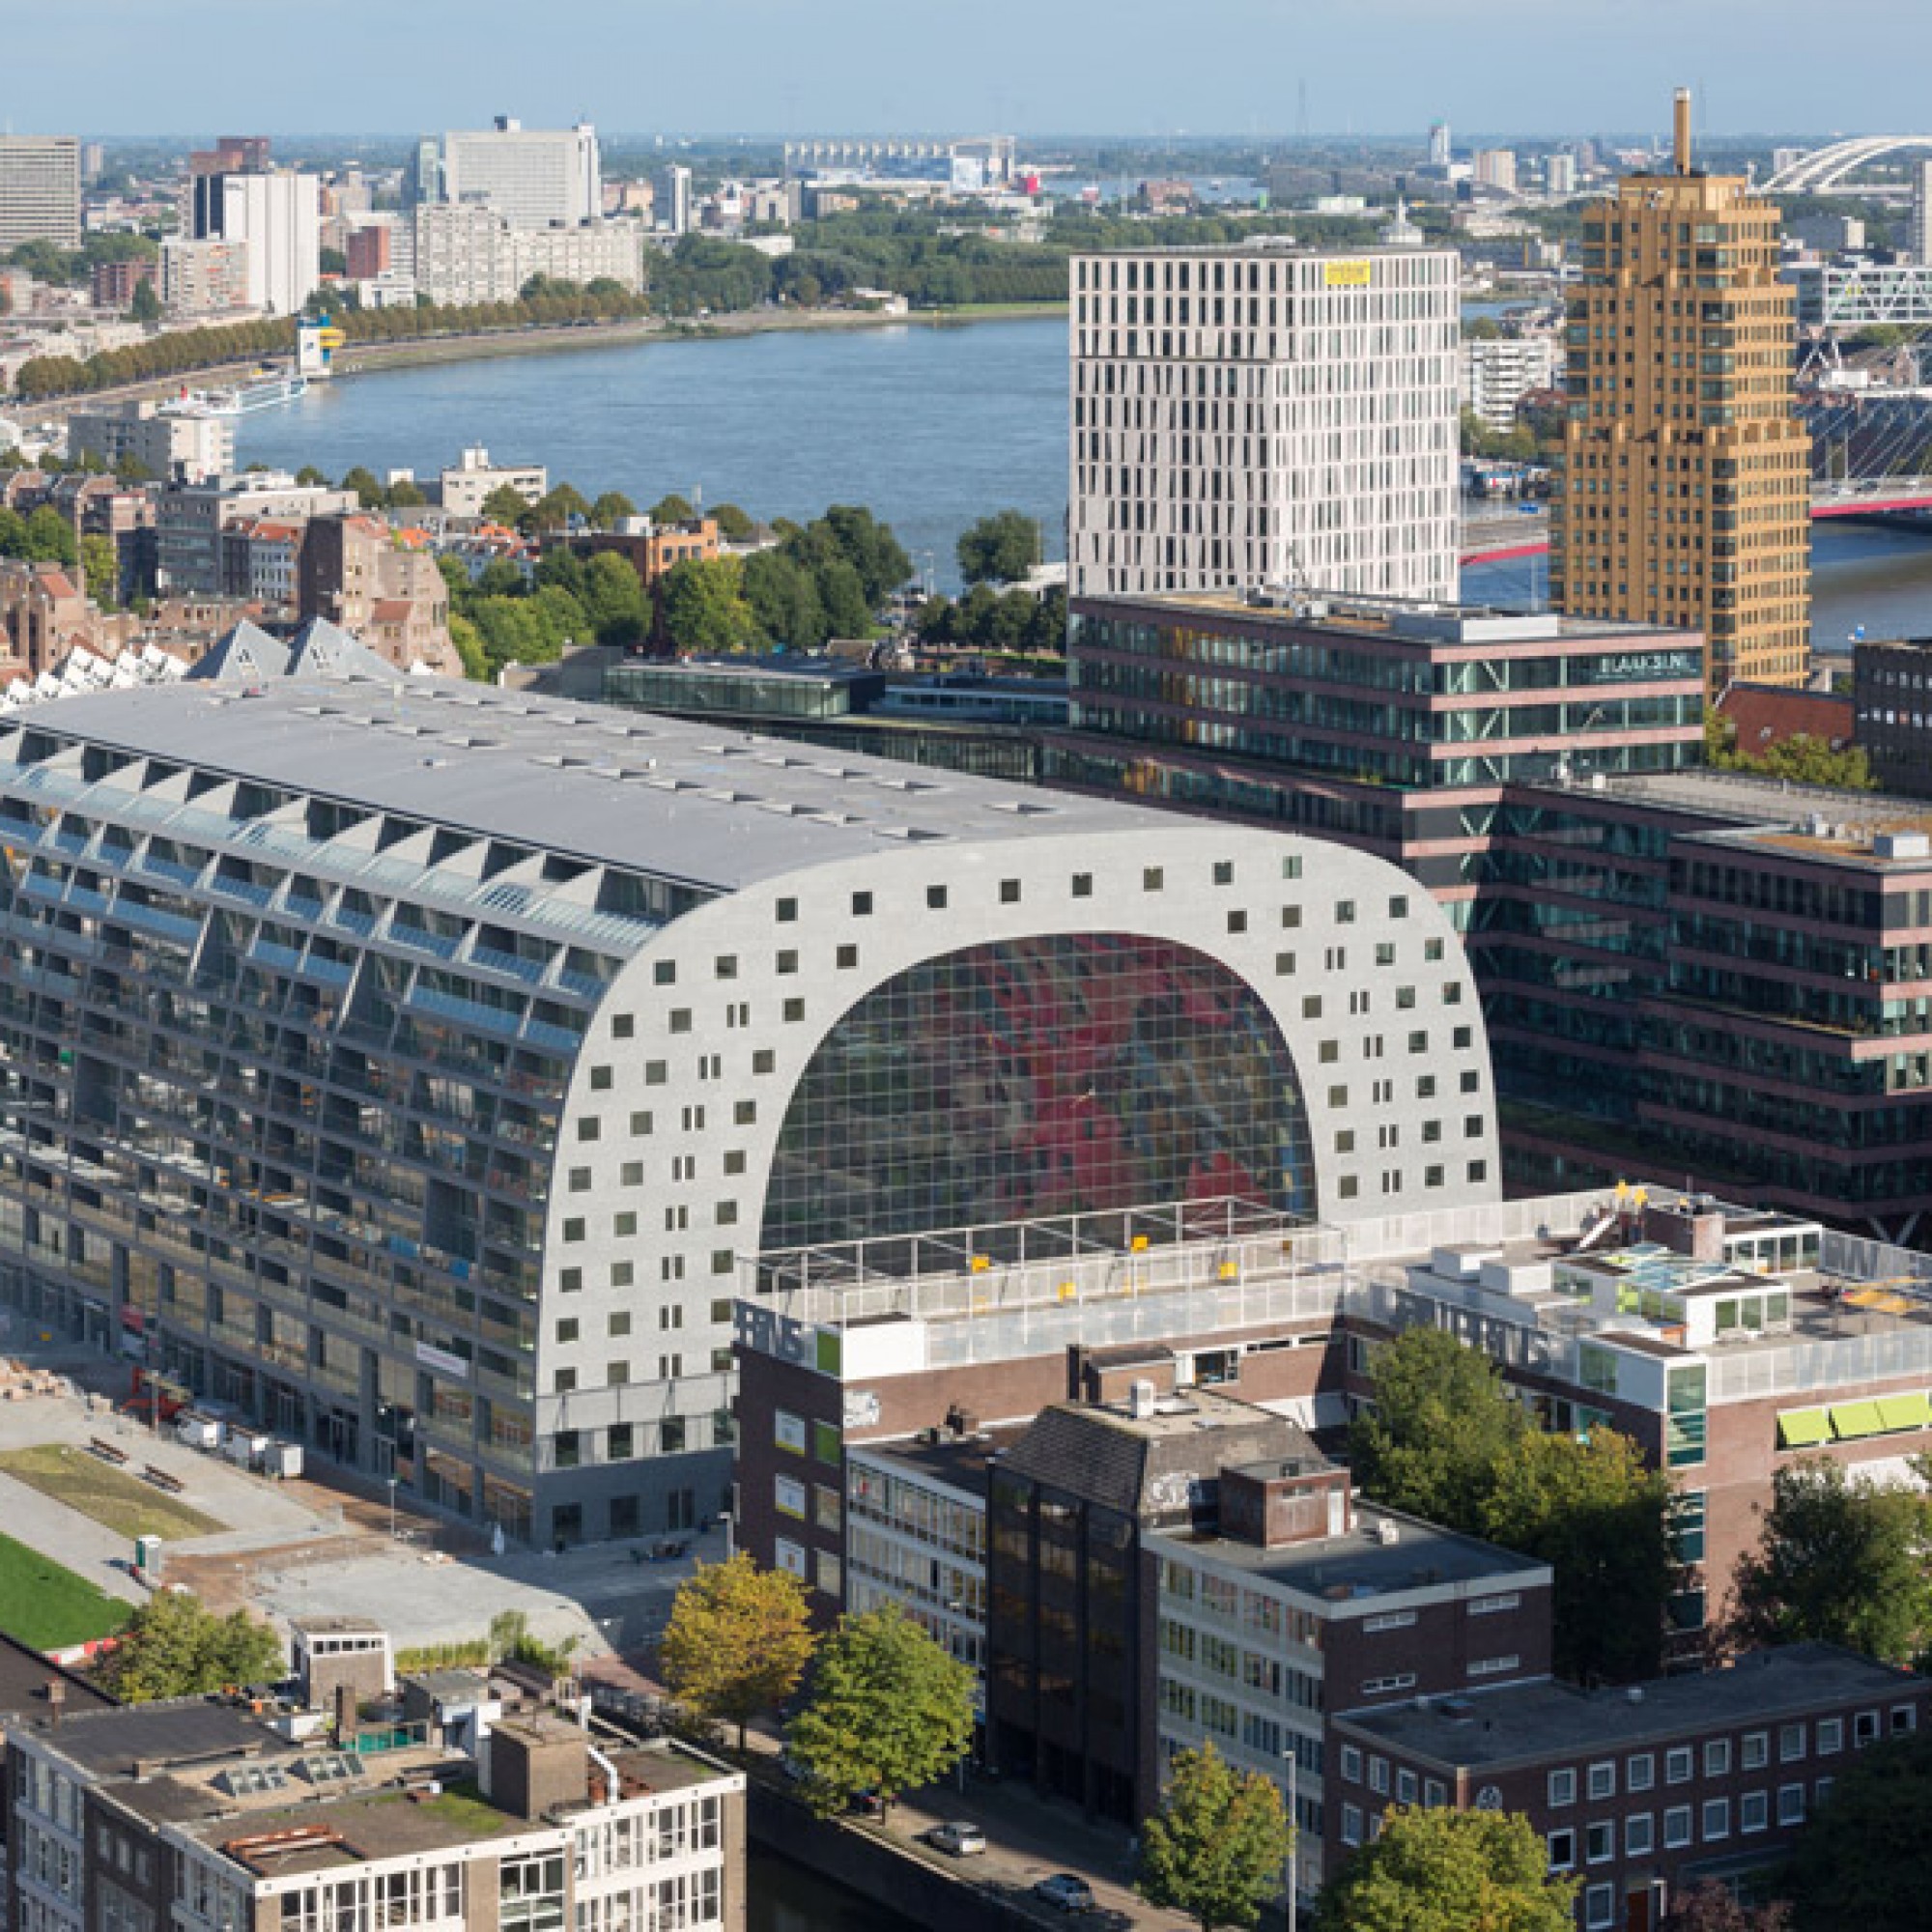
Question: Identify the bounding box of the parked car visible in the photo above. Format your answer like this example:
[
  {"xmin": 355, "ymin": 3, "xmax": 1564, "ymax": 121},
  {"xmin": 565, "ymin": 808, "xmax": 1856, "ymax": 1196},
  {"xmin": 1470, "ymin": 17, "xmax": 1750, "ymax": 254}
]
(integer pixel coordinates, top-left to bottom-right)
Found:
[
  {"xmin": 1033, "ymin": 1874, "xmax": 1095, "ymax": 1913},
  {"xmin": 925, "ymin": 1821, "xmax": 987, "ymax": 1857}
]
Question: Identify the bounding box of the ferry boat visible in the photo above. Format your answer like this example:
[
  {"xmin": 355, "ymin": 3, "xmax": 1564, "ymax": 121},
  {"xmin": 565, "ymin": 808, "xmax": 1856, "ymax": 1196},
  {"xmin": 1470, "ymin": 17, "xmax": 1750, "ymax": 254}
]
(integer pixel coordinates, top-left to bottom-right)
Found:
[{"xmin": 158, "ymin": 370, "xmax": 307, "ymax": 418}]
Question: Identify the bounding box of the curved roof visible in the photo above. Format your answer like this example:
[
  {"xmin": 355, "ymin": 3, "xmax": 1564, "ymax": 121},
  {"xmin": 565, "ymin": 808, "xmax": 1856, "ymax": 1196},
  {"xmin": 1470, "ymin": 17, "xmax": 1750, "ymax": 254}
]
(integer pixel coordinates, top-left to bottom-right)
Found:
[{"xmin": 1, "ymin": 668, "xmax": 1162, "ymax": 896}]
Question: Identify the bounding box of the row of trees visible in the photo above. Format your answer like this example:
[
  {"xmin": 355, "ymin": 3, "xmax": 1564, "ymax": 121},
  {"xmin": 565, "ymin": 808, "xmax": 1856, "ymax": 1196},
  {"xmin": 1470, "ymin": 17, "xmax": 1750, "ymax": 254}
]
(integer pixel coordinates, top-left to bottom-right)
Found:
[
  {"xmin": 6, "ymin": 233, "xmax": 159, "ymax": 291},
  {"xmin": 12, "ymin": 317, "xmax": 295, "ymax": 403}
]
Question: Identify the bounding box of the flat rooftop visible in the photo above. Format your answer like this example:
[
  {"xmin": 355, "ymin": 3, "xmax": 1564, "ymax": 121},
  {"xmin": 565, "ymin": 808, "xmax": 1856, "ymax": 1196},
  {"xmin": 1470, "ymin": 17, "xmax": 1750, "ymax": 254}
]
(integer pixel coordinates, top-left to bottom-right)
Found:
[
  {"xmin": 1073, "ymin": 586, "xmax": 1697, "ymax": 651},
  {"xmin": 853, "ymin": 1425, "xmax": 1026, "ymax": 1492},
  {"xmin": 0, "ymin": 1632, "xmax": 115, "ymax": 1722},
  {"xmin": 1553, "ymin": 769, "xmax": 1932, "ymax": 869},
  {"xmin": 1151, "ymin": 1505, "xmax": 1547, "ymax": 1604},
  {"xmin": 2, "ymin": 673, "xmax": 1159, "ymax": 898},
  {"xmin": 1337, "ymin": 1643, "xmax": 1923, "ymax": 1769}
]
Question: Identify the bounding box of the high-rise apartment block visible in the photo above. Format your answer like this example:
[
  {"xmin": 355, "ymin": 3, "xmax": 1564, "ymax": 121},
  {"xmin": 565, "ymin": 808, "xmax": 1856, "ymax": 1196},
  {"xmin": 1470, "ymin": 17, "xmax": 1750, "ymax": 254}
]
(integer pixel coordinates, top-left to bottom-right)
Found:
[
  {"xmin": 0, "ymin": 134, "xmax": 81, "ymax": 250},
  {"xmin": 191, "ymin": 169, "xmax": 323, "ymax": 314},
  {"xmin": 1550, "ymin": 90, "xmax": 1811, "ymax": 694},
  {"xmin": 1912, "ymin": 158, "xmax": 1932, "ymax": 266},
  {"xmin": 440, "ymin": 117, "xmax": 601, "ymax": 228},
  {"xmin": 161, "ymin": 237, "xmax": 252, "ymax": 316},
  {"xmin": 1068, "ymin": 245, "xmax": 1461, "ymax": 601},
  {"xmin": 1473, "ymin": 148, "xmax": 1519, "ymax": 194},
  {"xmin": 656, "ymin": 164, "xmax": 694, "ymax": 237},
  {"xmin": 412, "ymin": 204, "xmax": 641, "ymax": 306}
]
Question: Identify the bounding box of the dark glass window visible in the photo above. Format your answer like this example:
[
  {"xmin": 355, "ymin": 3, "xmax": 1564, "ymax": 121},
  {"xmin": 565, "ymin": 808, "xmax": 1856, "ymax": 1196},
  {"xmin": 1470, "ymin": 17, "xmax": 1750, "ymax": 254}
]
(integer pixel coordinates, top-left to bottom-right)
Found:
[{"xmin": 759, "ymin": 933, "xmax": 1311, "ymax": 1250}]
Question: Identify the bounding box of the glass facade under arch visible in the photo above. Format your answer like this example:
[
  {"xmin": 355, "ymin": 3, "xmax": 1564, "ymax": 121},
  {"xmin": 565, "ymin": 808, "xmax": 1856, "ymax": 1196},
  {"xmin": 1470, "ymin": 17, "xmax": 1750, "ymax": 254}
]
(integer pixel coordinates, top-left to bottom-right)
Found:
[{"xmin": 760, "ymin": 933, "xmax": 1313, "ymax": 1251}]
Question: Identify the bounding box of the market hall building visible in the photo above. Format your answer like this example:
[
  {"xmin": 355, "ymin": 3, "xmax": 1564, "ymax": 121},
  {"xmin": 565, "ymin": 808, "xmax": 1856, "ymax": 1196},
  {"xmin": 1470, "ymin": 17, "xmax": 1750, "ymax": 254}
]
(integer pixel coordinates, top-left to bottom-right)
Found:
[{"xmin": 0, "ymin": 643, "xmax": 1497, "ymax": 1546}]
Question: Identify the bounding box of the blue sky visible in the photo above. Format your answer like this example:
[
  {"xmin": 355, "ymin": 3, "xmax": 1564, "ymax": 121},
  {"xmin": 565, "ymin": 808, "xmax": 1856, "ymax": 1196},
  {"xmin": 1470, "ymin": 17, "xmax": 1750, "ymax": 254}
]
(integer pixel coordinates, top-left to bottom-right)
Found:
[{"xmin": 4, "ymin": 0, "xmax": 1929, "ymax": 136}]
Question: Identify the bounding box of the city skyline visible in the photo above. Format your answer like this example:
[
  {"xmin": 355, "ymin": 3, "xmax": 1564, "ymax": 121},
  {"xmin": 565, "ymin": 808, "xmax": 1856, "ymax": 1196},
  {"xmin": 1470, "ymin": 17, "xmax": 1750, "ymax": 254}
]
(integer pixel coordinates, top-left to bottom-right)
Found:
[{"xmin": 7, "ymin": 0, "xmax": 1932, "ymax": 138}]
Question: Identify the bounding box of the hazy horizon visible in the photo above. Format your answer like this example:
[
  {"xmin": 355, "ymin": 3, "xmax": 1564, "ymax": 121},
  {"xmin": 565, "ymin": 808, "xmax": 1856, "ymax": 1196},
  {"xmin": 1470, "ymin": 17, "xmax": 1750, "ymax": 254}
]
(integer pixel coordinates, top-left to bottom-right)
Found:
[{"xmin": 6, "ymin": 0, "xmax": 1931, "ymax": 142}]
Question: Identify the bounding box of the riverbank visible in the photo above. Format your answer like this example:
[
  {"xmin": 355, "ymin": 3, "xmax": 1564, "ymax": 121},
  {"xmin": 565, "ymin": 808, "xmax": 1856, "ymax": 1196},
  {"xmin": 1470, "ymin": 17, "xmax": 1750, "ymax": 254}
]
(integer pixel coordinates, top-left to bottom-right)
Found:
[{"xmin": 15, "ymin": 300, "xmax": 1067, "ymax": 423}]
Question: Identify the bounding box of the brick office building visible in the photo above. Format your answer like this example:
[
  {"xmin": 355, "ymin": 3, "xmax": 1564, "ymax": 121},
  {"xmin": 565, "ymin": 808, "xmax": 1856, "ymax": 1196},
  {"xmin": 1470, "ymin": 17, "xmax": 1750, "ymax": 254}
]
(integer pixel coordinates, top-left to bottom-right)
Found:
[{"xmin": 1330, "ymin": 1644, "xmax": 1928, "ymax": 1932}]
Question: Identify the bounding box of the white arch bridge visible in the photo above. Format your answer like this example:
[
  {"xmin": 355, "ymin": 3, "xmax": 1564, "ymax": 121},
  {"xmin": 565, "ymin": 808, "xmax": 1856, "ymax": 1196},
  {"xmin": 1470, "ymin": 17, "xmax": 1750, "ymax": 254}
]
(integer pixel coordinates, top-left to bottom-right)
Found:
[{"xmin": 1763, "ymin": 135, "xmax": 1932, "ymax": 195}]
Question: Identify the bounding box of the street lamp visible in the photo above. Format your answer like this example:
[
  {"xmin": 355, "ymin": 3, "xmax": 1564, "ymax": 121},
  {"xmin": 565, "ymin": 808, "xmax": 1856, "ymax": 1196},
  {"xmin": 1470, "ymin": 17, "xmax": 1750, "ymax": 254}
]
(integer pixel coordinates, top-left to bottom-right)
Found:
[
  {"xmin": 1281, "ymin": 1748, "xmax": 1299, "ymax": 1932},
  {"xmin": 718, "ymin": 1511, "xmax": 733, "ymax": 1561},
  {"xmin": 386, "ymin": 1475, "xmax": 398, "ymax": 1542}
]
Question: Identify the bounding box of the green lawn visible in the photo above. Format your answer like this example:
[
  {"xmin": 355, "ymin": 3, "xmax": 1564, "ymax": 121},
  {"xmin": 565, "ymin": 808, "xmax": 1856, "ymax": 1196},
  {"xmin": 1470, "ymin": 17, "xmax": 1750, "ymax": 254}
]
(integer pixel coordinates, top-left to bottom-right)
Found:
[
  {"xmin": 0, "ymin": 1443, "xmax": 221, "ymax": 1541},
  {"xmin": 0, "ymin": 1527, "xmax": 130, "ymax": 1649}
]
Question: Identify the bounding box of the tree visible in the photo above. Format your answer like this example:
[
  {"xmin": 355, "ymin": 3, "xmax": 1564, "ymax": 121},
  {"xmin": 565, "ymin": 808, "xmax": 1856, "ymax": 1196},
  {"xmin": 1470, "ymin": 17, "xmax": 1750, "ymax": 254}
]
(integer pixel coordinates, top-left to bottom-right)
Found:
[
  {"xmin": 22, "ymin": 506, "xmax": 77, "ymax": 567},
  {"xmin": 649, "ymin": 493, "xmax": 696, "ymax": 525},
  {"xmin": 1480, "ymin": 1426, "xmax": 1674, "ymax": 1684},
  {"xmin": 1728, "ymin": 1457, "xmax": 1932, "ymax": 1667},
  {"xmin": 128, "ymin": 278, "xmax": 162, "ymax": 324},
  {"xmin": 712, "ymin": 501, "xmax": 754, "ymax": 542},
  {"xmin": 339, "ymin": 466, "xmax": 386, "ymax": 510},
  {"xmin": 79, "ymin": 534, "xmax": 120, "ymax": 608},
  {"xmin": 1348, "ymin": 1328, "xmax": 1522, "ymax": 1530},
  {"xmin": 659, "ymin": 1554, "xmax": 815, "ymax": 1749},
  {"xmin": 477, "ymin": 484, "xmax": 532, "ymax": 526},
  {"xmin": 660, "ymin": 556, "xmax": 757, "ymax": 654},
  {"xmin": 1659, "ymin": 1884, "xmax": 1792, "ymax": 1932},
  {"xmin": 1350, "ymin": 1329, "xmax": 1673, "ymax": 1683},
  {"xmin": 295, "ymin": 465, "xmax": 331, "ymax": 488},
  {"xmin": 1137, "ymin": 1744, "xmax": 1293, "ymax": 1932},
  {"xmin": 1705, "ymin": 710, "xmax": 1876, "ymax": 791},
  {"xmin": 579, "ymin": 550, "xmax": 650, "ymax": 648},
  {"xmin": 957, "ymin": 507, "xmax": 1039, "ymax": 585},
  {"xmin": 530, "ymin": 483, "xmax": 592, "ymax": 532},
  {"xmin": 386, "ymin": 479, "xmax": 427, "ymax": 508},
  {"xmin": 784, "ymin": 1605, "xmax": 975, "ymax": 1817},
  {"xmin": 1314, "ymin": 1806, "xmax": 1578, "ymax": 1932},
  {"xmin": 590, "ymin": 491, "xmax": 639, "ymax": 529},
  {"xmin": 741, "ymin": 549, "xmax": 825, "ymax": 650},
  {"xmin": 113, "ymin": 451, "xmax": 155, "ymax": 484},
  {"xmin": 1784, "ymin": 1725, "xmax": 1932, "ymax": 1932},
  {"xmin": 320, "ymin": 247, "xmax": 349, "ymax": 277},
  {"xmin": 98, "ymin": 1590, "xmax": 283, "ymax": 1703}
]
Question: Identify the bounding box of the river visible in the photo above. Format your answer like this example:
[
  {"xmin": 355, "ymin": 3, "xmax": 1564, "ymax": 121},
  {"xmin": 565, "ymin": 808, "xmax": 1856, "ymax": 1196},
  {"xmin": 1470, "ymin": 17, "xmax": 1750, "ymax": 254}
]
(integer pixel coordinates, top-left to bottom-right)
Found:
[
  {"xmin": 235, "ymin": 311, "xmax": 1932, "ymax": 630},
  {"xmin": 749, "ymin": 1848, "xmax": 915, "ymax": 1932}
]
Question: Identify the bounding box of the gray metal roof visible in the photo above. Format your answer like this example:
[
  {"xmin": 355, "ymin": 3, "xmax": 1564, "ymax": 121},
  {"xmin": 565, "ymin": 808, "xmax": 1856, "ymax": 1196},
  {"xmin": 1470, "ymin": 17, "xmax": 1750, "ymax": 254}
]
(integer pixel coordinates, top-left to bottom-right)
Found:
[{"xmin": 3, "ymin": 672, "xmax": 1160, "ymax": 896}]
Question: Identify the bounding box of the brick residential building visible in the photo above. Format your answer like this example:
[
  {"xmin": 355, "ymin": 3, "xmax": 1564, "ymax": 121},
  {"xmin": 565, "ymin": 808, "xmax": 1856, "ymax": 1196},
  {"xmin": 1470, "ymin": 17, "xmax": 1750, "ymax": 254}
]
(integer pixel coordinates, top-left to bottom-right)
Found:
[
  {"xmin": 298, "ymin": 513, "xmax": 461, "ymax": 673},
  {"xmin": 1330, "ymin": 1644, "xmax": 1928, "ymax": 1931}
]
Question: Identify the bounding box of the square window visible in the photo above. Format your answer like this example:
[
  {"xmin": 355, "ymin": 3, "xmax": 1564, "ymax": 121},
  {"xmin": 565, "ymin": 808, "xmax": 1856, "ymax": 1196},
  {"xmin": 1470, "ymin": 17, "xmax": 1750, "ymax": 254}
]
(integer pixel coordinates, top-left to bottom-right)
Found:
[
  {"xmin": 783, "ymin": 997, "xmax": 805, "ymax": 1022},
  {"xmin": 1585, "ymin": 1822, "xmax": 1613, "ymax": 1864},
  {"xmin": 1213, "ymin": 861, "xmax": 1235, "ymax": 885},
  {"xmin": 1818, "ymin": 1719, "xmax": 1843, "ymax": 1755},
  {"xmin": 1779, "ymin": 1722, "xmax": 1806, "ymax": 1763},
  {"xmin": 1276, "ymin": 952, "xmax": 1296, "ymax": 975},
  {"xmin": 611, "ymin": 1262, "xmax": 634, "ymax": 1288},
  {"xmin": 1666, "ymin": 1747, "xmax": 1693, "ymax": 1784},
  {"xmin": 577, "ymin": 1118, "xmax": 601, "ymax": 1143},
  {"xmin": 1548, "ymin": 1769, "xmax": 1577, "ymax": 1808},
  {"xmin": 712, "ymin": 1249, "xmax": 734, "ymax": 1274},
  {"xmin": 1282, "ymin": 905, "xmax": 1302, "ymax": 928},
  {"xmin": 569, "ymin": 1166, "xmax": 592, "ymax": 1192},
  {"xmin": 1705, "ymin": 1739, "xmax": 1731, "ymax": 1778},
  {"xmin": 1777, "ymin": 1783, "xmax": 1805, "ymax": 1827},
  {"xmin": 1327, "ymin": 1085, "xmax": 1349, "ymax": 1108},
  {"xmin": 1072, "ymin": 873, "xmax": 1094, "ymax": 898},
  {"xmin": 1701, "ymin": 1798, "xmax": 1729, "ymax": 1842},
  {"xmin": 1341, "ymin": 1745, "xmax": 1363, "ymax": 1783},
  {"xmin": 669, "ymin": 1009, "xmax": 693, "ymax": 1034},
  {"xmin": 612, "ymin": 1014, "xmax": 635, "ymax": 1039},
  {"xmin": 644, "ymin": 1063, "xmax": 667, "ymax": 1086},
  {"xmin": 654, "ymin": 960, "xmax": 676, "ymax": 985},
  {"xmin": 607, "ymin": 1360, "xmax": 630, "ymax": 1386},
  {"xmin": 559, "ymin": 1266, "xmax": 582, "ymax": 1293},
  {"xmin": 1376, "ymin": 942, "xmax": 1396, "ymax": 967},
  {"xmin": 562, "ymin": 1217, "xmax": 585, "ymax": 1242},
  {"xmin": 631, "ymin": 1110, "xmax": 654, "ymax": 1135},
  {"xmin": 1304, "ymin": 995, "xmax": 1323, "ymax": 1019},
  {"xmin": 1144, "ymin": 867, "xmax": 1164, "ymax": 891},
  {"xmin": 1283, "ymin": 855, "xmax": 1303, "ymax": 880},
  {"xmin": 1584, "ymin": 1882, "xmax": 1614, "ymax": 1931},
  {"xmin": 1320, "ymin": 1040, "xmax": 1339, "ymax": 1065},
  {"xmin": 1741, "ymin": 1791, "xmax": 1769, "ymax": 1833},
  {"xmin": 1341, "ymin": 1804, "xmax": 1362, "ymax": 1848},
  {"xmin": 927, "ymin": 885, "xmax": 948, "ymax": 909},
  {"xmin": 1587, "ymin": 1762, "xmax": 1615, "ymax": 1801},
  {"xmin": 1453, "ymin": 1025, "xmax": 1472, "ymax": 1050},
  {"xmin": 590, "ymin": 1064, "xmax": 612, "ymax": 1091},
  {"xmin": 1467, "ymin": 1161, "xmax": 1488, "ymax": 1183},
  {"xmin": 1628, "ymin": 1753, "xmax": 1654, "ymax": 1793},
  {"xmin": 1335, "ymin": 1129, "xmax": 1355, "ymax": 1154},
  {"xmin": 837, "ymin": 945, "xmax": 858, "ymax": 969},
  {"xmin": 1855, "ymin": 1711, "xmax": 1881, "ymax": 1747},
  {"xmin": 554, "ymin": 1369, "xmax": 577, "ymax": 1394},
  {"xmin": 613, "ymin": 1210, "xmax": 638, "ymax": 1237},
  {"xmin": 735, "ymin": 1100, "xmax": 757, "ymax": 1124},
  {"xmin": 1338, "ymin": 1176, "xmax": 1359, "ymax": 1200},
  {"xmin": 753, "ymin": 1049, "xmax": 775, "ymax": 1073},
  {"xmin": 1389, "ymin": 895, "xmax": 1408, "ymax": 920},
  {"xmin": 1336, "ymin": 900, "xmax": 1355, "ymax": 923},
  {"xmin": 555, "ymin": 1318, "xmax": 580, "ymax": 1344},
  {"xmin": 1625, "ymin": 1813, "xmax": 1654, "ymax": 1857},
  {"xmin": 776, "ymin": 897, "xmax": 798, "ymax": 923},
  {"xmin": 1425, "ymin": 938, "xmax": 1445, "ymax": 961},
  {"xmin": 1547, "ymin": 1829, "xmax": 1575, "ymax": 1872},
  {"xmin": 1226, "ymin": 910, "xmax": 1247, "ymax": 934},
  {"xmin": 1743, "ymin": 1732, "xmax": 1769, "ymax": 1772},
  {"xmin": 1000, "ymin": 880, "xmax": 1021, "ymax": 904},
  {"xmin": 715, "ymin": 955, "xmax": 738, "ymax": 980},
  {"xmin": 851, "ymin": 891, "xmax": 872, "ymax": 917},
  {"xmin": 777, "ymin": 950, "xmax": 799, "ymax": 976},
  {"xmin": 1663, "ymin": 1805, "xmax": 1691, "ymax": 1849}
]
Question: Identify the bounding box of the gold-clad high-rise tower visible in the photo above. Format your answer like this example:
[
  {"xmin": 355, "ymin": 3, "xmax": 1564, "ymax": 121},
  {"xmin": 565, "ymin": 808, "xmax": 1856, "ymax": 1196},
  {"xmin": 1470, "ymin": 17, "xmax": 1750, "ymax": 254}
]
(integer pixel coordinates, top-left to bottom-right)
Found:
[{"xmin": 1550, "ymin": 90, "xmax": 1811, "ymax": 694}]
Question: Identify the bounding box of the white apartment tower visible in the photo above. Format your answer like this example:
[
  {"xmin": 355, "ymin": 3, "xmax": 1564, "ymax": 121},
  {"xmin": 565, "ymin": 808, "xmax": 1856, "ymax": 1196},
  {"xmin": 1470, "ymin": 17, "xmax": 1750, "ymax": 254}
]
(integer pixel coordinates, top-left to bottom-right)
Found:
[
  {"xmin": 0, "ymin": 135, "xmax": 81, "ymax": 250},
  {"xmin": 1913, "ymin": 159, "xmax": 1932, "ymax": 267},
  {"xmin": 1069, "ymin": 246, "xmax": 1462, "ymax": 601},
  {"xmin": 441, "ymin": 117, "xmax": 601, "ymax": 228},
  {"xmin": 193, "ymin": 171, "xmax": 322, "ymax": 313}
]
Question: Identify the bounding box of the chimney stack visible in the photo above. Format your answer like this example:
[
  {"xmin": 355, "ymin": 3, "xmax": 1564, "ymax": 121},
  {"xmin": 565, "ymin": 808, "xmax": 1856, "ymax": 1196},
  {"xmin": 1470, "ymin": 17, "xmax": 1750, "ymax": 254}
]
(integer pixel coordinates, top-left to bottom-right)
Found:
[{"xmin": 1673, "ymin": 89, "xmax": 1693, "ymax": 175}]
